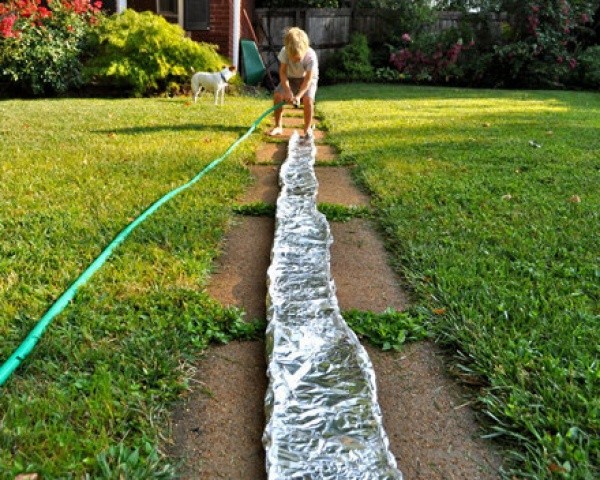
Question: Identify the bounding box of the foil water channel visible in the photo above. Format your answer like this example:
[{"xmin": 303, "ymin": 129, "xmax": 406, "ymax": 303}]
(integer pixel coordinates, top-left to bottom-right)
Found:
[{"xmin": 263, "ymin": 131, "xmax": 403, "ymax": 479}]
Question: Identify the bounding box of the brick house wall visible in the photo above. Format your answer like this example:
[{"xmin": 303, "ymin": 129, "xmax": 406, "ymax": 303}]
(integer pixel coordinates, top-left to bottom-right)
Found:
[
  {"xmin": 127, "ymin": 0, "xmax": 155, "ymax": 14},
  {"xmin": 124, "ymin": 0, "xmax": 255, "ymax": 62},
  {"xmin": 191, "ymin": 0, "xmax": 255, "ymax": 60}
]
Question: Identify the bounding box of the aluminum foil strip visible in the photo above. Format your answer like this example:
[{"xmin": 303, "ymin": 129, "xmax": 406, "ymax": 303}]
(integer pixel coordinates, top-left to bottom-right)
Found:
[{"xmin": 263, "ymin": 131, "xmax": 403, "ymax": 480}]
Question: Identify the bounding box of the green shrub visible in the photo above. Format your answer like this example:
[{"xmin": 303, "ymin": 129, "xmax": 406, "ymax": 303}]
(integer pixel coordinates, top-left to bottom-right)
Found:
[
  {"xmin": 578, "ymin": 45, "xmax": 600, "ymax": 89},
  {"xmin": 84, "ymin": 9, "xmax": 228, "ymax": 96},
  {"xmin": 374, "ymin": 67, "xmax": 404, "ymax": 82},
  {"xmin": 324, "ymin": 33, "xmax": 373, "ymax": 83}
]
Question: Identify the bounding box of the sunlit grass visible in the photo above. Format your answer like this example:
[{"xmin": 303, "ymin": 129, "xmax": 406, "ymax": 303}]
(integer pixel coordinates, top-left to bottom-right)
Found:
[
  {"xmin": 0, "ymin": 95, "xmax": 272, "ymax": 478},
  {"xmin": 318, "ymin": 84, "xmax": 599, "ymax": 479},
  {"xmin": 1, "ymin": 85, "xmax": 598, "ymax": 478}
]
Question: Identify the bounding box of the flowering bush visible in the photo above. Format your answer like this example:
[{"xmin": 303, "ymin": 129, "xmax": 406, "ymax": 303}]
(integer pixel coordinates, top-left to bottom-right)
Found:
[
  {"xmin": 0, "ymin": 0, "xmax": 103, "ymax": 94},
  {"xmin": 389, "ymin": 30, "xmax": 476, "ymax": 84},
  {"xmin": 388, "ymin": 2, "xmax": 597, "ymax": 88},
  {"xmin": 493, "ymin": 0, "xmax": 596, "ymax": 87}
]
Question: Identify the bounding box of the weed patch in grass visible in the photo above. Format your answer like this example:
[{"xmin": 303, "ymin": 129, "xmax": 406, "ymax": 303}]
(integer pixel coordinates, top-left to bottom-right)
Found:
[
  {"xmin": 232, "ymin": 201, "xmax": 276, "ymax": 217},
  {"xmin": 343, "ymin": 308, "xmax": 429, "ymax": 351},
  {"xmin": 317, "ymin": 203, "xmax": 370, "ymax": 222},
  {"xmin": 232, "ymin": 201, "xmax": 370, "ymax": 223}
]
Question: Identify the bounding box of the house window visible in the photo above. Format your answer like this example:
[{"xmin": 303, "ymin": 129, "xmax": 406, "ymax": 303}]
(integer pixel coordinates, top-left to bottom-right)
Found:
[
  {"xmin": 157, "ymin": 0, "xmax": 178, "ymax": 22},
  {"xmin": 184, "ymin": 0, "xmax": 210, "ymax": 31}
]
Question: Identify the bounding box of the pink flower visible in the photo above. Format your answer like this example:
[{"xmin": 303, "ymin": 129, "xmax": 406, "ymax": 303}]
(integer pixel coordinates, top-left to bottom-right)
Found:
[
  {"xmin": 580, "ymin": 13, "xmax": 590, "ymax": 24},
  {"xmin": 38, "ymin": 6, "xmax": 52, "ymax": 18},
  {"xmin": 401, "ymin": 33, "xmax": 412, "ymax": 43},
  {"xmin": 527, "ymin": 15, "xmax": 540, "ymax": 34},
  {"xmin": 568, "ymin": 58, "xmax": 577, "ymax": 70},
  {"xmin": 557, "ymin": 55, "xmax": 564, "ymax": 64},
  {"xmin": 0, "ymin": 14, "xmax": 17, "ymax": 38},
  {"xmin": 446, "ymin": 43, "xmax": 462, "ymax": 63}
]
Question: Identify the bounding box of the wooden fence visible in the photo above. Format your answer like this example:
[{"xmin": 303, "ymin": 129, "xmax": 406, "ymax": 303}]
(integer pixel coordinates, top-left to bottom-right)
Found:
[
  {"xmin": 254, "ymin": 8, "xmax": 352, "ymax": 70},
  {"xmin": 254, "ymin": 8, "xmax": 507, "ymax": 71}
]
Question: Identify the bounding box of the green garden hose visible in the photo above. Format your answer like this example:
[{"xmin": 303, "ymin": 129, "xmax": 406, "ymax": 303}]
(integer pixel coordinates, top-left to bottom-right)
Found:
[{"xmin": 0, "ymin": 101, "xmax": 285, "ymax": 387}]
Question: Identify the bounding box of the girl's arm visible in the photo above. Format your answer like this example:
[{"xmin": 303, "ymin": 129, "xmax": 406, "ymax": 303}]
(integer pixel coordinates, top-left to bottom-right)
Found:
[
  {"xmin": 279, "ymin": 62, "xmax": 293, "ymax": 101},
  {"xmin": 294, "ymin": 69, "xmax": 314, "ymax": 102}
]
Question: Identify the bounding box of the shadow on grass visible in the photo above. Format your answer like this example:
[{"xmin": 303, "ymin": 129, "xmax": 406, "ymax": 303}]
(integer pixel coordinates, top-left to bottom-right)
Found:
[{"xmin": 92, "ymin": 124, "xmax": 248, "ymax": 135}]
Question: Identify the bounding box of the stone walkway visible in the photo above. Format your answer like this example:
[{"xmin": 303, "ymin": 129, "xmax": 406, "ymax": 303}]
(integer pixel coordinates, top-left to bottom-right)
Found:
[{"xmin": 169, "ymin": 107, "xmax": 503, "ymax": 479}]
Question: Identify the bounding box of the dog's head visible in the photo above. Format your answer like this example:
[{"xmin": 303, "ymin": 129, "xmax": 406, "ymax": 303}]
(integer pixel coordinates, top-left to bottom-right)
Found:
[{"xmin": 221, "ymin": 65, "xmax": 237, "ymax": 82}]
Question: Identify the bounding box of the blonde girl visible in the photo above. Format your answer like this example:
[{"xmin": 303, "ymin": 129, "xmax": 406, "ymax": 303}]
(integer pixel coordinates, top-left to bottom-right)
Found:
[{"xmin": 270, "ymin": 27, "xmax": 319, "ymax": 138}]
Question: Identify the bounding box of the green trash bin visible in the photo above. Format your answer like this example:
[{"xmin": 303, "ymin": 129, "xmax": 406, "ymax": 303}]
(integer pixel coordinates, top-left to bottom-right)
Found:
[{"xmin": 240, "ymin": 39, "xmax": 266, "ymax": 86}]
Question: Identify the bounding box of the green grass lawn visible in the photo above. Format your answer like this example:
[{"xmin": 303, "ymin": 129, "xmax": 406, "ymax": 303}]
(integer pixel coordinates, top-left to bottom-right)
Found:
[
  {"xmin": 1, "ymin": 86, "xmax": 598, "ymax": 479},
  {"xmin": 0, "ymin": 96, "xmax": 272, "ymax": 478},
  {"xmin": 318, "ymin": 84, "xmax": 599, "ymax": 479}
]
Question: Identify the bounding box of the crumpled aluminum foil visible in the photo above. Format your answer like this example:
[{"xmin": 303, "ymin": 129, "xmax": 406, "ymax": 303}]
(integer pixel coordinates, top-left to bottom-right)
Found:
[{"xmin": 263, "ymin": 131, "xmax": 403, "ymax": 480}]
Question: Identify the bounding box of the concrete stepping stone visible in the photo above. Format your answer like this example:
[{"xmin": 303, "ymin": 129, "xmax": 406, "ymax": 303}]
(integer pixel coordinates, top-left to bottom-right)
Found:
[
  {"xmin": 170, "ymin": 340, "xmax": 268, "ymax": 480},
  {"xmin": 315, "ymin": 167, "xmax": 370, "ymax": 206},
  {"xmin": 313, "ymin": 144, "xmax": 339, "ymax": 162},
  {"xmin": 256, "ymin": 143, "xmax": 287, "ymax": 163},
  {"xmin": 239, "ymin": 166, "xmax": 369, "ymax": 208},
  {"xmin": 331, "ymin": 218, "xmax": 409, "ymax": 313},
  {"xmin": 205, "ymin": 218, "xmax": 407, "ymax": 320},
  {"xmin": 256, "ymin": 143, "xmax": 339, "ymax": 164},
  {"xmin": 264, "ymin": 127, "xmax": 326, "ymax": 143},
  {"xmin": 239, "ymin": 165, "xmax": 280, "ymax": 205},
  {"xmin": 280, "ymin": 116, "xmax": 309, "ymax": 127},
  {"xmin": 207, "ymin": 216, "xmax": 274, "ymax": 321},
  {"xmin": 369, "ymin": 342, "xmax": 503, "ymax": 479}
]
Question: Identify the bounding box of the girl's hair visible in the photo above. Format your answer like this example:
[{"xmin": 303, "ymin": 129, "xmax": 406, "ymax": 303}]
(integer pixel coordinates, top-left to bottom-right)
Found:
[{"xmin": 284, "ymin": 27, "xmax": 309, "ymax": 58}]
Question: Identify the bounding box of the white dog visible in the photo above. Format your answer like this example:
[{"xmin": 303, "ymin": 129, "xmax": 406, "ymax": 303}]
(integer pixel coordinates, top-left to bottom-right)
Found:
[{"xmin": 191, "ymin": 66, "xmax": 236, "ymax": 105}]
